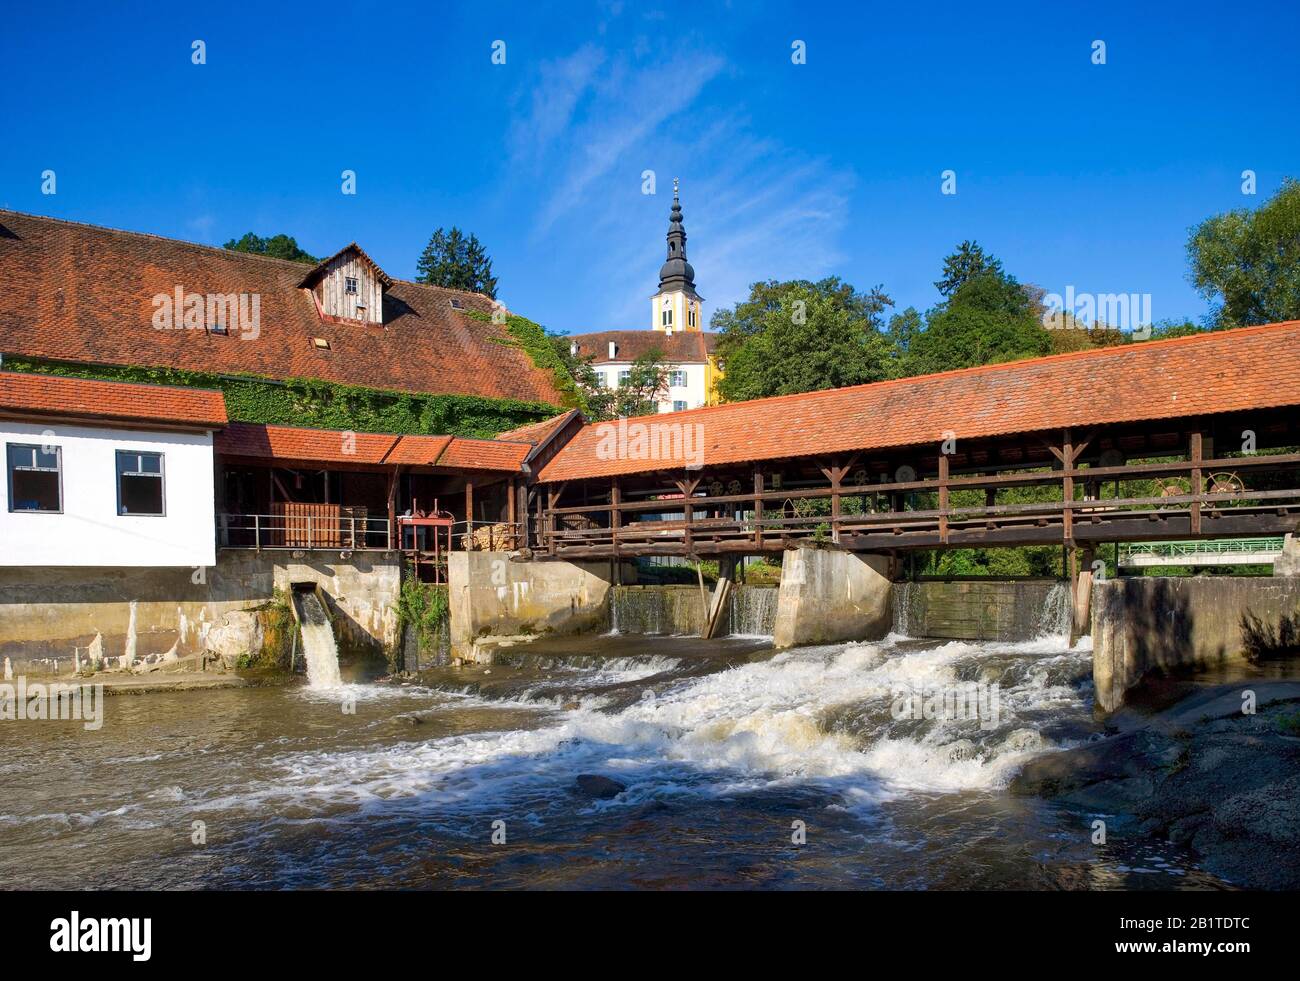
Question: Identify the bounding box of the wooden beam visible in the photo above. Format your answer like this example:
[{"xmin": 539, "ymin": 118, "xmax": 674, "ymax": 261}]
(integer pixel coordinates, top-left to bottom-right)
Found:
[
  {"xmin": 1061, "ymin": 428, "xmax": 1074, "ymax": 542},
  {"xmin": 465, "ymin": 480, "xmax": 475, "ymax": 550},
  {"xmin": 610, "ymin": 478, "xmax": 621, "ymax": 561},
  {"xmin": 1190, "ymin": 430, "xmax": 1203, "ymax": 535},
  {"xmin": 753, "ymin": 467, "xmax": 764, "ymax": 547},
  {"xmin": 938, "ymin": 452, "xmax": 950, "ymax": 544}
]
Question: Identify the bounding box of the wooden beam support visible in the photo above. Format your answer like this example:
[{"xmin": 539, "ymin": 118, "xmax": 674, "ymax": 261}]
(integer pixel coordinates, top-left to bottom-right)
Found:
[
  {"xmin": 1190, "ymin": 430, "xmax": 1203, "ymax": 535},
  {"xmin": 753, "ymin": 467, "xmax": 764, "ymax": 547},
  {"xmin": 938, "ymin": 452, "xmax": 950, "ymax": 544}
]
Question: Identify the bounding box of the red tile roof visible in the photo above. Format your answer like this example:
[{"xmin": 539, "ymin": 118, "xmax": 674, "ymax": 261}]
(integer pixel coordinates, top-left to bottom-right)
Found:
[
  {"xmin": 0, "ymin": 210, "xmax": 564, "ymax": 406},
  {"xmin": 495, "ymin": 409, "xmax": 582, "ymax": 445},
  {"xmin": 565, "ymin": 329, "xmax": 717, "ymax": 364},
  {"xmin": 215, "ymin": 423, "xmax": 529, "ymax": 472},
  {"xmin": 216, "ymin": 422, "xmax": 450, "ymax": 466},
  {"xmin": 538, "ymin": 320, "xmax": 1300, "ymax": 482},
  {"xmin": 0, "ymin": 371, "xmax": 227, "ymax": 429},
  {"xmin": 437, "ymin": 437, "xmax": 531, "ymax": 471}
]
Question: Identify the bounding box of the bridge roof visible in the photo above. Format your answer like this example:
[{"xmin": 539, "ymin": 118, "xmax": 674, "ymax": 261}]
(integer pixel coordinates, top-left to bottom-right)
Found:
[
  {"xmin": 537, "ymin": 319, "xmax": 1300, "ymax": 482},
  {"xmin": 216, "ymin": 423, "xmax": 530, "ymax": 472}
]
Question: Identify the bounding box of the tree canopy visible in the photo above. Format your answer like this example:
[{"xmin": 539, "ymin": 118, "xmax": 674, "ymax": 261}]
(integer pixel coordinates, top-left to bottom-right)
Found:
[
  {"xmin": 550, "ymin": 337, "xmax": 670, "ymax": 420},
  {"xmin": 712, "ymin": 277, "xmax": 895, "ymax": 401},
  {"xmin": 1187, "ymin": 178, "xmax": 1300, "ymax": 328},
  {"xmin": 223, "ymin": 232, "xmax": 318, "ymax": 264},
  {"xmin": 415, "ymin": 227, "xmax": 499, "ymax": 299}
]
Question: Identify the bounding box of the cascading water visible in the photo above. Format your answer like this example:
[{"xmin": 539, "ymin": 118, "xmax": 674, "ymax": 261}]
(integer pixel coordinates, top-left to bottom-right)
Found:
[
  {"xmin": 1035, "ymin": 581, "xmax": 1072, "ymax": 640},
  {"xmin": 728, "ymin": 585, "xmax": 778, "ymax": 637},
  {"xmin": 291, "ymin": 589, "xmax": 343, "ymax": 689}
]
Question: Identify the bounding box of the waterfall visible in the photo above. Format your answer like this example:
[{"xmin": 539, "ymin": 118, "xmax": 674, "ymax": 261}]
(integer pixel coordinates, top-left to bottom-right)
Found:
[
  {"xmin": 1036, "ymin": 582, "xmax": 1072, "ymax": 640},
  {"xmin": 892, "ymin": 581, "xmax": 917, "ymax": 636},
  {"xmin": 292, "ymin": 589, "xmax": 343, "ymax": 688},
  {"xmin": 728, "ymin": 586, "xmax": 778, "ymax": 637}
]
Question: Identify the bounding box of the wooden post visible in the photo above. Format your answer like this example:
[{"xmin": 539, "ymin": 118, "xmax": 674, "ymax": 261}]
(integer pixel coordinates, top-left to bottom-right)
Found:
[
  {"xmin": 610, "ymin": 478, "xmax": 621, "ymax": 560},
  {"xmin": 1190, "ymin": 430, "xmax": 1203, "ymax": 535},
  {"xmin": 1061, "ymin": 428, "xmax": 1074, "ymax": 543},
  {"xmin": 753, "ymin": 467, "xmax": 764, "ymax": 547},
  {"xmin": 674, "ymin": 477, "xmax": 700, "ymax": 555},
  {"xmin": 465, "ymin": 480, "xmax": 474, "ymax": 551},
  {"xmin": 830, "ymin": 466, "xmax": 842, "ymax": 544},
  {"xmin": 546, "ymin": 486, "xmax": 560, "ymax": 556},
  {"xmin": 507, "ymin": 478, "xmax": 518, "ymax": 549},
  {"xmin": 386, "ymin": 466, "xmax": 399, "ymax": 551},
  {"xmin": 938, "ymin": 453, "xmax": 950, "ymax": 544}
]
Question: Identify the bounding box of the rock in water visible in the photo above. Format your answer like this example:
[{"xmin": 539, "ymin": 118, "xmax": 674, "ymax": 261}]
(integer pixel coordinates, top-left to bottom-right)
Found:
[{"xmin": 575, "ymin": 774, "xmax": 626, "ymax": 799}]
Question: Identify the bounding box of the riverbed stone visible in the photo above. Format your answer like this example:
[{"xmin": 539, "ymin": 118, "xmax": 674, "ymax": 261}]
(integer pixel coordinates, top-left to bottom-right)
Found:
[{"xmin": 575, "ymin": 774, "xmax": 627, "ymax": 799}]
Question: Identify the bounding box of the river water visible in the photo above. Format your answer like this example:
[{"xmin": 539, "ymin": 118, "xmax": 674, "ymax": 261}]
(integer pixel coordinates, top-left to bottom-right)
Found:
[{"xmin": 0, "ymin": 629, "xmax": 1226, "ymax": 890}]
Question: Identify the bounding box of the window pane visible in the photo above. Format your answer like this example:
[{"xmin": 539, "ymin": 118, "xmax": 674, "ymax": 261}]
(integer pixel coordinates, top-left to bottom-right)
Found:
[
  {"xmin": 138, "ymin": 453, "xmax": 162, "ymax": 474},
  {"xmin": 11, "ymin": 470, "xmax": 60, "ymax": 511},
  {"xmin": 119, "ymin": 475, "xmax": 163, "ymax": 515}
]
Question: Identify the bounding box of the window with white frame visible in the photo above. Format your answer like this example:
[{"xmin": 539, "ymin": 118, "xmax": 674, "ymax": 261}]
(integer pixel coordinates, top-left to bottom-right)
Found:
[
  {"xmin": 6, "ymin": 443, "xmax": 61, "ymax": 513},
  {"xmin": 669, "ymin": 370, "xmax": 687, "ymax": 388},
  {"xmin": 345, "ymin": 276, "xmax": 359, "ymax": 295},
  {"xmin": 672, "ymin": 400, "xmax": 687, "ymax": 412},
  {"xmin": 618, "ymin": 369, "xmax": 631, "ymax": 386},
  {"xmin": 116, "ymin": 450, "xmax": 166, "ymax": 516},
  {"xmin": 688, "ymin": 307, "xmax": 696, "ymax": 327}
]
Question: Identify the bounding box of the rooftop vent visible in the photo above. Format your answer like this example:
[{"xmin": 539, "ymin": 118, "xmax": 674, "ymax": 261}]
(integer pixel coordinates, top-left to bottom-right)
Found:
[{"xmin": 608, "ymin": 341, "xmax": 617, "ymax": 359}]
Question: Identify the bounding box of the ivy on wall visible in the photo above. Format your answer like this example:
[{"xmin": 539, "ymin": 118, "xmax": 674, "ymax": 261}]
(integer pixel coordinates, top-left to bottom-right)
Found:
[
  {"xmin": 2, "ymin": 356, "xmax": 565, "ymax": 439},
  {"xmin": 465, "ymin": 309, "xmax": 587, "ymax": 412}
]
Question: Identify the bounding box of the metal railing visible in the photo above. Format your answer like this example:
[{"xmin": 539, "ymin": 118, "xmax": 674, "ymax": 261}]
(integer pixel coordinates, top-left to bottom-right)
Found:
[{"xmin": 218, "ymin": 512, "xmax": 395, "ymax": 551}]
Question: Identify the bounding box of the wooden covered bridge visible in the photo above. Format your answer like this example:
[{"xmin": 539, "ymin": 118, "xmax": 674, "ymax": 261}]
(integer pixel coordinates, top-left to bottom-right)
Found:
[{"xmin": 524, "ymin": 320, "xmax": 1300, "ymax": 575}]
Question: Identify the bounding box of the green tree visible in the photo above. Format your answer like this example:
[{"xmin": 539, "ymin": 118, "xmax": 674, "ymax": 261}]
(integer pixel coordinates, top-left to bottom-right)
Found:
[
  {"xmin": 1187, "ymin": 178, "xmax": 1300, "ymax": 328},
  {"xmin": 905, "ymin": 250, "xmax": 1051, "ymax": 375},
  {"xmin": 415, "ymin": 227, "xmax": 498, "ymax": 299},
  {"xmin": 934, "ymin": 240, "xmax": 1004, "ymax": 297},
  {"xmin": 223, "ymin": 232, "xmax": 317, "ymax": 264},
  {"xmin": 712, "ymin": 277, "xmax": 895, "ymax": 401}
]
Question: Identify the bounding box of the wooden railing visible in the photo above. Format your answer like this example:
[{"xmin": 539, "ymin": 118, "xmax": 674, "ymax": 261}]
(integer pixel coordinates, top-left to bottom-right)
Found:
[{"xmin": 537, "ymin": 451, "xmax": 1300, "ymax": 557}]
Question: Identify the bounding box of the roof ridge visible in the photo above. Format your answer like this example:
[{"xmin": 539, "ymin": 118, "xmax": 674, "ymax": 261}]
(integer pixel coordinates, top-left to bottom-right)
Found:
[
  {"xmin": 595, "ymin": 320, "xmax": 1300, "ymax": 424},
  {"xmin": 0, "ymin": 208, "xmax": 499, "ymax": 304},
  {"xmin": 0, "ymin": 369, "xmax": 223, "ymax": 397},
  {"xmin": 0, "ymin": 209, "xmax": 320, "ymax": 272}
]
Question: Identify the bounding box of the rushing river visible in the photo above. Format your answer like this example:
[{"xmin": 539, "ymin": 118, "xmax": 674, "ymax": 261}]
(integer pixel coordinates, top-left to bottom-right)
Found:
[{"xmin": 0, "ymin": 630, "xmax": 1226, "ymax": 890}]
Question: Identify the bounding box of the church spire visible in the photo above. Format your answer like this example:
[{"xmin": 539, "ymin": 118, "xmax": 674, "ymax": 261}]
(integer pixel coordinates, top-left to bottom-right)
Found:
[{"xmin": 658, "ymin": 177, "xmax": 697, "ymax": 295}]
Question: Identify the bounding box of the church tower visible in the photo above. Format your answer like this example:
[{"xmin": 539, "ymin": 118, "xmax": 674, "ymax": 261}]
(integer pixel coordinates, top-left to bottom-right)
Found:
[{"xmin": 651, "ymin": 179, "xmax": 703, "ymax": 333}]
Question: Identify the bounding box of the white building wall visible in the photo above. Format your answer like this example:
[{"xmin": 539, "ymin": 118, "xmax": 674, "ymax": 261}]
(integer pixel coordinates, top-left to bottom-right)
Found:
[
  {"xmin": 598, "ymin": 361, "xmax": 708, "ymax": 412},
  {"xmin": 0, "ymin": 421, "xmax": 216, "ymax": 568}
]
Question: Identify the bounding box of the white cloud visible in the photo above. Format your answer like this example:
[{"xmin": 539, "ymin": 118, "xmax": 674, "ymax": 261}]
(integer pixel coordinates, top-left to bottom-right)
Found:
[{"xmin": 507, "ymin": 45, "xmax": 854, "ymax": 329}]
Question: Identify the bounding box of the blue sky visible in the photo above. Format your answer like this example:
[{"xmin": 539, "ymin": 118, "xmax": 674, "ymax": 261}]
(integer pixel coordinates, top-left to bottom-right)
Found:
[{"xmin": 4, "ymin": 0, "xmax": 1298, "ymax": 334}]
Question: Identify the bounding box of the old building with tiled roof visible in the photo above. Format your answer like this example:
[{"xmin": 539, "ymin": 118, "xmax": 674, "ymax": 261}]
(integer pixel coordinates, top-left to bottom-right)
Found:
[
  {"xmin": 562, "ymin": 182, "xmax": 725, "ymax": 412},
  {"xmin": 0, "ymin": 210, "xmax": 567, "ymax": 407}
]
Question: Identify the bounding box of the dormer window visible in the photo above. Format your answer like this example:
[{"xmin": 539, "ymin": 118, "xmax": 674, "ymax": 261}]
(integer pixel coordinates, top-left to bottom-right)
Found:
[{"xmin": 298, "ymin": 243, "xmax": 393, "ymax": 326}]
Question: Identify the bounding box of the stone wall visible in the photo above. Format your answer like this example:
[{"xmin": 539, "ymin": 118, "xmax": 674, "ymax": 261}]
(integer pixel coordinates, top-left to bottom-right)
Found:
[
  {"xmin": 1093, "ymin": 576, "xmax": 1300, "ymax": 712},
  {"xmin": 0, "ymin": 550, "xmax": 402, "ymax": 673},
  {"xmin": 448, "ymin": 552, "xmax": 632, "ymax": 660},
  {"xmin": 893, "ymin": 580, "xmax": 1069, "ymax": 642},
  {"xmin": 772, "ymin": 547, "xmax": 892, "ymax": 648}
]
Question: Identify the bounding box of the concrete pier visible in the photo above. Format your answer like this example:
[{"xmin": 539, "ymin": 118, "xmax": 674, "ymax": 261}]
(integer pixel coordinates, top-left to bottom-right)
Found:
[
  {"xmin": 772, "ymin": 547, "xmax": 892, "ymax": 648},
  {"xmin": 1092, "ymin": 576, "xmax": 1300, "ymax": 712}
]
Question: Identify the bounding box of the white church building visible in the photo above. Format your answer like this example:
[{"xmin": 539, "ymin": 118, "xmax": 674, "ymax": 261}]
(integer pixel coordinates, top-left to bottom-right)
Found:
[{"xmin": 566, "ymin": 182, "xmax": 724, "ymax": 412}]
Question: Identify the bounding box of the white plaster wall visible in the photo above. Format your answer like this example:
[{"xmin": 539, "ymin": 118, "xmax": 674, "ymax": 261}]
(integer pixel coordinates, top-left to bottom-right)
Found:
[
  {"xmin": 0, "ymin": 421, "xmax": 216, "ymax": 567},
  {"xmin": 598, "ymin": 360, "xmax": 708, "ymax": 412}
]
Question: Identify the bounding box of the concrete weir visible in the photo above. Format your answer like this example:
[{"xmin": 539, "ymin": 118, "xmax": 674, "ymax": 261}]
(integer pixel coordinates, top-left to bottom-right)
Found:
[
  {"xmin": 1092, "ymin": 575, "xmax": 1300, "ymax": 712},
  {"xmin": 447, "ymin": 552, "xmax": 635, "ymax": 661},
  {"xmin": 772, "ymin": 547, "xmax": 892, "ymax": 648}
]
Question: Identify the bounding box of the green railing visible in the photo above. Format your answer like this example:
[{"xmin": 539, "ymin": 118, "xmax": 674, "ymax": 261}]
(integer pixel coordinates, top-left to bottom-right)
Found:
[{"xmin": 1119, "ymin": 538, "xmax": 1286, "ymax": 562}]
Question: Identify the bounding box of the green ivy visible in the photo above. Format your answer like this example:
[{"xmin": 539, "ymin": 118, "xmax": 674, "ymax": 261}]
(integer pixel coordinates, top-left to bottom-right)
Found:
[
  {"xmin": 397, "ymin": 574, "xmax": 449, "ymax": 655},
  {"xmin": 2, "ymin": 356, "xmax": 562, "ymax": 439},
  {"xmin": 464, "ymin": 309, "xmax": 587, "ymax": 411}
]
